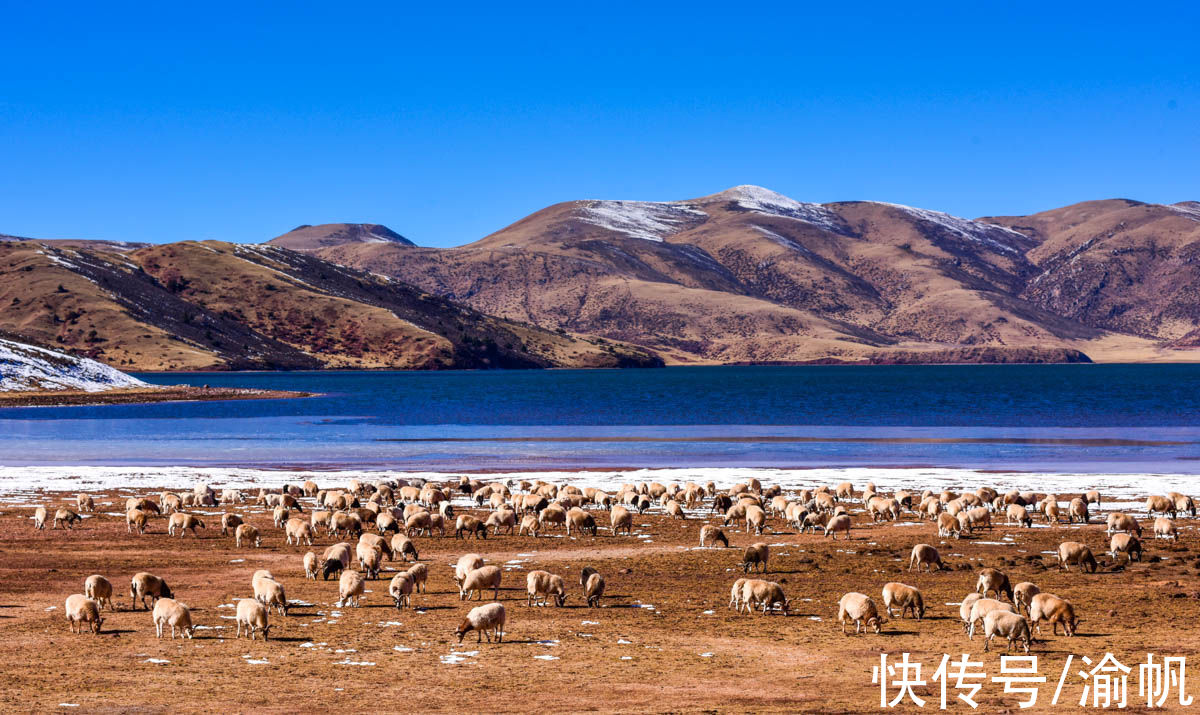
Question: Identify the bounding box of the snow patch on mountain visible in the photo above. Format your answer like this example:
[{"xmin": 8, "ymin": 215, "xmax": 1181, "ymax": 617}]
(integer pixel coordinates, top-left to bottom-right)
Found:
[
  {"xmin": 717, "ymin": 186, "xmax": 850, "ymax": 234},
  {"xmin": 877, "ymin": 203, "xmax": 1027, "ymax": 254},
  {"xmin": 1168, "ymin": 202, "xmax": 1200, "ymax": 222},
  {"xmin": 0, "ymin": 338, "xmax": 146, "ymax": 392},
  {"xmin": 578, "ymin": 201, "xmax": 707, "ymax": 242}
]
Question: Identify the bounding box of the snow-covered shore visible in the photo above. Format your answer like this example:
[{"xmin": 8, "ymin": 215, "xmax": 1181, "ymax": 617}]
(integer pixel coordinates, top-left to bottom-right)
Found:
[{"xmin": 0, "ymin": 338, "xmax": 146, "ymax": 392}]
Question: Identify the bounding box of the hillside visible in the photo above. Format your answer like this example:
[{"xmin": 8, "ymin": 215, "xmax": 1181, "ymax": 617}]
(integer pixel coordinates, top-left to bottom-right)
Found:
[
  {"xmin": 316, "ymin": 185, "xmax": 1180, "ymax": 364},
  {"xmin": 0, "ymin": 240, "xmax": 660, "ymax": 371},
  {"xmin": 0, "ymin": 336, "xmax": 146, "ymax": 391},
  {"xmin": 269, "ymin": 223, "xmax": 414, "ymax": 252}
]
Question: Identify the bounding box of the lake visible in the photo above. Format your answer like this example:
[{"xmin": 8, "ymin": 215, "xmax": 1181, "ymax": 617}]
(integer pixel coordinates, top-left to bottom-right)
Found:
[{"xmin": 2, "ymin": 365, "xmax": 1200, "ymax": 473}]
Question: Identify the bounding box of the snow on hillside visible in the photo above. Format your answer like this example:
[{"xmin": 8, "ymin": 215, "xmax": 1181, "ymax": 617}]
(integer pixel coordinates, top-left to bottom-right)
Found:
[
  {"xmin": 878, "ymin": 202, "xmax": 1028, "ymax": 254},
  {"xmin": 578, "ymin": 200, "xmax": 707, "ymax": 242},
  {"xmin": 0, "ymin": 338, "xmax": 146, "ymax": 392},
  {"xmin": 717, "ymin": 185, "xmax": 850, "ymax": 234}
]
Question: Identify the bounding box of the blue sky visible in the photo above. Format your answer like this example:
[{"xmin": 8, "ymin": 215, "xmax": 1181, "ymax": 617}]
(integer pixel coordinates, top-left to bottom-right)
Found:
[{"xmin": 1, "ymin": 2, "xmax": 1197, "ymax": 247}]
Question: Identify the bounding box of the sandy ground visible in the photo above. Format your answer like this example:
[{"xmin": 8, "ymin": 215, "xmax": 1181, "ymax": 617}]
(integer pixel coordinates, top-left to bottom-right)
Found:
[
  {"xmin": 3, "ymin": 486, "xmax": 1200, "ymax": 713},
  {"xmin": 0, "ymin": 385, "xmax": 311, "ymax": 408}
]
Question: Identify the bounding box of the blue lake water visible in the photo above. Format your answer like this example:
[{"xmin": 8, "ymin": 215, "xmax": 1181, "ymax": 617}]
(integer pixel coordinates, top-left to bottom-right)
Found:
[{"xmin": 2, "ymin": 365, "xmax": 1200, "ymax": 472}]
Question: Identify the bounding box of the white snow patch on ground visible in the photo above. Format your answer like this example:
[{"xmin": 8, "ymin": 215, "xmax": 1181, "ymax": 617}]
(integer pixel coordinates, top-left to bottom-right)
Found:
[
  {"xmin": 0, "ymin": 338, "xmax": 147, "ymax": 392},
  {"xmin": 533, "ymin": 654, "xmax": 559, "ymax": 660},
  {"xmin": 876, "ymin": 202, "xmax": 1027, "ymax": 254},
  {"xmin": 578, "ymin": 200, "xmax": 706, "ymax": 242},
  {"xmin": 718, "ymin": 185, "xmax": 849, "ymax": 234}
]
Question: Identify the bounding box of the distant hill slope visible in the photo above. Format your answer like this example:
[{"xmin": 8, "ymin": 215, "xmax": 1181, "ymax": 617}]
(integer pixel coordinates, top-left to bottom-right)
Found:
[
  {"xmin": 0, "ymin": 336, "xmax": 146, "ymax": 391},
  {"xmin": 0, "ymin": 240, "xmax": 660, "ymax": 371},
  {"xmin": 317, "ymin": 185, "xmax": 1179, "ymax": 364},
  {"xmin": 269, "ymin": 223, "xmax": 414, "ymax": 252}
]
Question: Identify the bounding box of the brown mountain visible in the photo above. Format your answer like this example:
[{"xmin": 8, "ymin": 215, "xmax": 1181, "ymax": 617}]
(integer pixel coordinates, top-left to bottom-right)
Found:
[
  {"xmin": 0, "ymin": 239, "xmax": 660, "ymax": 371},
  {"xmin": 312, "ymin": 185, "xmax": 1189, "ymax": 364},
  {"xmin": 270, "ymin": 223, "xmax": 414, "ymax": 252}
]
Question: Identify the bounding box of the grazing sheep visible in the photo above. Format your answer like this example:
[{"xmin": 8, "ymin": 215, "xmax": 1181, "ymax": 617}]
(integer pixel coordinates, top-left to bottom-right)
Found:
[
  {"xmin": 959, "ymin": 593, "xmax": 983, "ymax": 632},
  {"xmin": 252, "ymin": 574, "xmax": 288, "ymax": 616},
  {"xmin": 126, "ymin": 497, "xmax": 161, "ymax": 515},
  {"xmin": 935, "ymin": 511, "xmax": 961, "ymax": 538},
  {"xmin": 271, "ymin": 506, "xmax": 290, "ymax": 529},
  {"xmin": 743, "ymin": 505, "xmax": 768, "ymax": 534},
  {"xmin": 126, "ymin": 509, "xmax": 150, "ymax": 535},
  {"xmin": 456, "ymin": 602, "xmax": 506, "ymax": 643},
  {"xmin": 33, "ymin": 506, "xmax": 49, "ymax": 530},
  {"xmin": 375, "ymin": 512, "xmax": 400, "ymax": 535},
  {"xmin": 982, "ymin": 610, "xmax": 1032, "ymax": 653},
  {"xmin": 909, "ymin": 544, "xmax": 946, "ymax": 572},
  {"xmin": 304, "ymin": 551, "xmax": 319, "ymax": 580},
  {"xmin": 1006, "ymin": 503, "xmax": 1033, "ymax": 527},
  {"xmin": 881, "ymin": 582, "xmax": 925, "ymax": 620},
  {"xmin": 285, "ymin": 518, "xmax": 314, "ymax": 546},
  {"xmin": 1172, "ymin": 493, "xmax": 1197, "ymax": 517},
  {"xmin": 1028, "ymin": 593, "xmax": 1079, "ymax": 636},
  {"xmin": 460, "ymin": 565, "xmax": 502, "ymax": 601},
  {"xmin": 330, "ymin": 512, "xmax": 364, "ymax": 539},
  {"xmin": 1084, "ymin": 490, "xmax": 1101, "ymax": 508},
  {"xmin": 235, "ymin": 523, "xmax": 262, "ymax": 548},
  {"xmin": 1106, "ymin": 513, "xmax": 1142, "ymax": 536},
  {"xmin": 487, "ymin": 509, "xmax": 517, "ymax": 536},
  {"xmin": 320, "ymin": 542, "xmax": 353, "ymax": 580},
  {"xmin": 76, "ymin": 494, "xmax": 94, "ymax": 513},
  {"xmin": 742, "ymin": 543, "xmax": 769, "ymax": 573},
  {"xmin": 1068, "ymin": 497, "xmax": 1089, "ymax": 524},
  {"xmin": 152, "ymin": 598, "xmax": 195, "ymax": 639},
  {"xmin": 967, "ymin": 598, "xmax": 1015, "ymax": 639},
  {"xmin": 130, "ymin": 572, "xmax": 173, "ymax": 610},
  {"xmin": 740, "ymin": 579, "xmax": 789, "ymax": 615},
  {"xmin": 838, "ymin": 592, "xmax": 884, "ymax": 634},
  {"xmin": 167, "ymin": 512, "xmax": 205, "ymax": 538},
  {"xmin": 407, "ymin": 563, "xmax": 428, "ymax": 593},
  {"xmin": 236, "ymin": 598, "xmax": 271, "ymax": 640},
  {"xmin": 824, "ymin": 514, "xmax": 852, "ymax": 540},
  {"xmin": 1146, "ymin": 495, "xmax": 1176, "ymax": 519},
  {"xmin": 517, "ymin": 513, "xmax": 540, "ymax": 537},
  {"xmin": 1109, "ymin": 533, "xmax": 1142, "ymax": 563},
  {"xmin": 455, "ymin": 553, "xmax": 485, "ymax": 586},
  {"xmin": 389, "ymin": 572, "xmax": 415, "ymax": 610},
  {"xmin": 455, "ymin": 515, "xmax": 488, "ymax": 540},
  {"xmin": 962, "ymin": 507, "xmax": 992, "ymax": 531},
  {"xmin": 610, "ymin": 505, "xmax": 634, "ymax": 536},
  {"xmin": 1056, "ymin": 541, "xmax": 1098, "ymax": 573},
  {"xmin": 338, "ymin": 570, "xmax": 366, "ymax": 607},
  {"xmin": 580, "ymin": 567, "xmax": 605, "ymax": 608},
  {"xmin": 83, "ymin": 575, "xmax": 115, "ymax": 611},
  {"xmin": 358, "ymin": 544, "xmax": 384, "ymax": 580},
  {"xmin": 1013, "ymin": 582, "xmax": 1040, "ymax": 616},
  {"xmin": 390, "ymin": 534, "xmax": 419, "ymax": 562},
  {"xmin": 64, "ymin": 594, "xmax": 104, "ymax": 634},
  {"xmin": 566, "ymin": 508, "xmax": 597, "ymax": 536},
  {"xmin": 404, "ymin": 511, "xmax": 432, "ymax": 537},
  {"xmin": 221, "ymin": 513, "xmax": 244, "ymax": 536},
  {"xmin": 1154, "ymin": 516, "xmax": 1178, "ymax": 541},
  {"xmin": 53, "ymin": 508, "xmax": 82, "ymax": 530},
  {"xmin": 1042, "ymin": 499, "xmax": 1062, "ymax": 523},
  {"xmin": 975, "ymin": 568, "xmax": 1014, "ymax": 602},
  {"xmin": 526, "ymin": 570, "xmax": 567, "ymax": 607},
  {"xmin": 699, "ymin": 524, "xmax": 729, "ymax": 548},
  {"xmin": 729, "ymin": 577, "xmax": 747, "ymax": 611}
]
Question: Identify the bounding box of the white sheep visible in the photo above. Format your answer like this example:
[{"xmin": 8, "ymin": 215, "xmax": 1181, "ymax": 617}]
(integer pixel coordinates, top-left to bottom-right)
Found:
[
  {"xmin": 454, "ymin": 553, "xmax": 485, "ymax": 586},
  {"xmin": 236, "ymin": 523, "xmax": 262, "ymax": 548},
  {"xmin": 967, "ymin": 598, "xmax": 1014, "ymax": 639},
  {"xmin": 580, "ymin": 566, "xmax": 605, "ymax": 608},
  {"xmin": 337, "ymin": 570, "xmax": 366, "ymax": 607},
  {"xmin": 252, "ymin": 574, "xmax": 288, "ymax": 616},
  {"xmin": 389, "ymin": 572, "xmax": 414, "ymax": 610},
  {"xmin": 236, "ymin": 598, "xmax": 271, "ymax": 640},
  {"xmin": 881, "ymin": 582, "xmax": 924, "ymax": 620},
  {"xmin": 982, "ymin": 610, "xmax": 1032, "ymax": 653},
  {"xmin": 838, "ymin": 592, "xmax": 884, "ymax": 634},
  {"xmin": 460, "ymin": 565, "xmax": 502, "ymax": 601},
  {"xmin": 130, "ymin": 572, "xmax": 173, "ymax": 610},
  {"xmin": 303, "ymin": 551, "xmax": 319, "ymax": 580},
  {"xmin": 152, "ymin": 597, "xmax": 195, "ymax": 639},
  {"xmin": 64, "ymin": 594, "xmax": 104, "ymax": 634},
  {"xmin": 1028, "ymin": 593, "xmax": 1079, "ymax": 636},
  {"xmin": 740, "ymin": 579, "xmax": 789, "ymax": 615},
  {"xmin": 526, "ymin": 570, "xmax": 567, "ymax": 607},
  {"xmin": 83, "ymin": 575, "xmax": 115, "ymax": 611},
  {"xmin": 407, "ymin": 563, "xmax": 428, "ymax": 593},
  {"xmin": 456, "ymin": 602, "xmax": 506, "ymax": 643}
]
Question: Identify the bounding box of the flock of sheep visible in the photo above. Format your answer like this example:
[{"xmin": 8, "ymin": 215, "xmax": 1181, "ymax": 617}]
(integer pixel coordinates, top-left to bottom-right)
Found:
[{"xmin": 34, "ymin": 474, "xmax": 1196, "ymax": 655}]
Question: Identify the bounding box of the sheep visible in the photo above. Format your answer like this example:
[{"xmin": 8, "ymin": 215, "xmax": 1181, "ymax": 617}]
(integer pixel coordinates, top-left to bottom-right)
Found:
[
  {"xmin": 1068, "ymin": 497, "xmax": 1089, "ymax": 524},
  {"xmin": 389, "ymin": 572, "xmax": 415, "ymax": 610},
  {"xmin": 699, "ymin": 524, "xmax": 729, "ymax": 548},
  {"xmin": 967, "ymin": 598, "xmax": 1015, "ymax": 639},
  {"xmin": 742, "ymin": 543, "xmax": 769, "ymax": 573},
  {"xmin": 1106, "ymin": 513, "xmax": 1142, "ymax": 536},
  {"xmin": 867, "ymin": 496, "xmax": 899, "ymax": 522},
  {"xmin": 338, "ymin": 570, "xmax": 366, "ymax": 607},
  {"xmin": 728, "ymin": 577, "xmax": 748, "ymax": 611},
  {"xmin": 450, "ymin": 514, "xmax": 485, "ymax": 540},
  {"xmin": 53, "ymin": 508, "xmax": 82, "ymax": 530},
  {"xmin": 959, "ymin": 593, "xmax": 983, "ymax": 632},
  {"xmin": 1006, "ymin": 503, "xmax": 1033, "ymax": 527},
  {"xmin": 610, "ymin": 505, "xmax": 634, "ymax": 536},
  {"xmin": 824, "ymin": 514, "xmax": 852, "ymax": 540},
  {"xmin": 236, "ymin": 523, "xmax": 262, "ymax": 548},
  {"xmin": 83, "ymin": 575, "xmax": 115, "ymax": 611},
  {"xmin": 407, "ymin": 563, "xmax": 428, "ymax": 594},
  {"xmin": 455, "ymin": 553, "xmax": 485, "ymax": 586},
  {"xmin": 126, "ymin": 509, "xmax": 150, "ymax": 535},
  {"xmin": 566, "ymin": 507, "xmax": 598, "ymax": 536},
  {"xmin": 1109, "ymin": 533, "xmax": 1142, "ymax": 563},
  {"xmin": 936, "ymin": 512, "xmax": 961, "ymax": 539},
  {"xmin": 32, "ymin": 505, "xmax": 49, "ymax": 530},
  {"xmin": 881, "ymin": 582, "xmax": 925, "ymax": 620},
  {"xmin": 1154, "ymin": 516, "xmax": 1178, "ymax": 541},
  {"xmin": 404, "ymin": 511, "xmax": 432, "ymax": 537},
  {"xmin": 1042, "ymin": 499, "xmax": 1062, "ymax": 523},
  {"xmin": 579, "ymin": 566, "xmax": 605, "ymax": 608},
  {"xmin": 76, "ymin": 494, "xmax": 95, "ymax": 513},
  {"xmin": 1028, "ymin": 593, "xmax": 1079, "ymax": 636},
  {"xmin": 540, "ymin": 504, "xmax": 568, "ymax": 531},
  {"xmin": 741, "ymin": 504, "xmax": 768, "ymax": 535},
  {"xmin": 982, "ymin": 610, "xmax": 1032, "ymax": 653},
  {"xmin": 456, "ymin": 602, "xmax": 506, "ymax": 643},
  {"xmin": 126, "ymin": 497, "xmax": 161, "ymax": 515},
  {"xmin": 1056, "ymin": 541, "xmax": 1098, "ymax": 573},
  {"xmin": 460, "ymin": 565, "xmax": 502, "ymax": 601},
  {"xmin": 359, "ymin": 544, "xmax": 384, "ymax": 580},
  {"xmin": 285, "ymin": 517, "xmax": 314, "ymax": 546},
  {"xmin": 304, "ymin": 551, "xmax": 319, "ymax": 580},
  {"xmin": 838, "ymin": 592, "xmax": 884, "ymax": 634},
  {"xmin": 231, "ymin": 597, "xmax": 271, "ymax": 640},
  {"xmin": 1146, "ymin": 495, "xmax": 1176, "ymax": 519},
  {"xmin": 517, "ymin": 513, "xmax": 540, "ymax": 538},
  {"xmin": 1013, "ymin": 582, "xmax": 1040, "ymax": 616},
  {"xmin": 251, "ymin": 574, "xmax": 288, "ymax": 617},
  {"xmin": 167, "ymin": 512, "xmax": 205, "ymax": 538},
  {"xmin": 975, "ymin": 568, "xmax": 1014, "ymax": 602},
  {"xmin": 1172, "ymin": 492, "xmax": 1197, "ymax": 517},
  {"xmin": 962, "ymin": 507, "xmax": 992, "ymax": 531},
  {"xmin": 130, "ymin": 572, "xmax": 173, "ymax": 610},
  {"xmin": 330, "ymin": 512, "xmax": 364, "ymax": 539},
  {"xmin": 64, "ymin": 594, "xmax": 104, "ymax": 634},
  {"xmin": 526, "ymin": 570, "xmax": 567, "ymax": 607},
  {"xmin": 487, "ymin": 509, "xmax": 517, "ymax": 536},
  {"xmin": 740, "ymin": 579, "xmax": 789, "ymax": 615},
  {"xmin": 320, "ymin": 542, "xmax": 353, "ymax": 580},
  {"xmin": 152, "ymin": 598, "xmax": 195, "ymax": 639},
  {"xmin": 390, "ymin": 534, "xmax": 419, "ymax": 562},
  {"xmin": 221, "ymin": 513, "xmax": 244, "ymax": 536},
  {"xmin": 909, "ymin": 544, "xmax": 946, "ymax": 572}
]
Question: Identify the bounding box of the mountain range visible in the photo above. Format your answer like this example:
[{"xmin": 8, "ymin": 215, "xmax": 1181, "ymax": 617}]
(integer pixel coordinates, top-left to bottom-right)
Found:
[{"xmin": 5, "ymin": 186, "xmax": 1200, "ymax": 370}]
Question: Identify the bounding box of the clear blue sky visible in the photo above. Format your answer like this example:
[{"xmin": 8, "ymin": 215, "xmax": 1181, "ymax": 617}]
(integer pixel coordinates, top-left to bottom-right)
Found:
[{"xmin": 2, "ymin": 2, "xmax": 1197, "ymax": 247}]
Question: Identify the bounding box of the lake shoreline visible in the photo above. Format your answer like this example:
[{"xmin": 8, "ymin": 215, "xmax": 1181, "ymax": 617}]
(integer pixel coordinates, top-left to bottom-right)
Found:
[{"xmin": 0, "ymin": 385, "xmax": 313, "ymax": 408}]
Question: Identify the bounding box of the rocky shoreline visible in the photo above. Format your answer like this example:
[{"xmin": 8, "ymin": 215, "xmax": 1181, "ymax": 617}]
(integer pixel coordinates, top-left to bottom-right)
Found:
[{"xmin": 0, "ymin": 385, "xmax": 312, "ymax": 408}]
